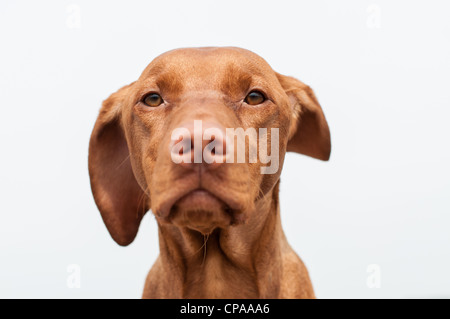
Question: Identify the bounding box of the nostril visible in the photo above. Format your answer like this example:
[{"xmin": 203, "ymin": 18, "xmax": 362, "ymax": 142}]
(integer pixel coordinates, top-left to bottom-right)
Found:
[
  {"xmin": 203, "ymin": 133, "xmax": 227, "ymax": 166},
  {"xmin": 178, "ymin": 144, "xmax": 186, "ymax": 156},
  {"xmin": 170, "ymin": 131, "xmax": 194, "ymax": 165},
  {"xmin": 171, "ymin": 121, "xmax": 227, "ymax": 167},
  {"xmin": 210, "ymin": 136, "xmax": 217, "ymax": 156},
  {"xmin": 179, "ymin": 139, "xmax": 192, "ymax": 156}
]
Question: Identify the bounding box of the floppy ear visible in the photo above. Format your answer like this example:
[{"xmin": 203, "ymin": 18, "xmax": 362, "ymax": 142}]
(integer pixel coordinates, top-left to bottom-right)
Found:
[
  {"xmin": 88, "ymin": 83, "xmax": 149, "ymax": 246},
  {"xmin": 276, "ymin": 73, "xmax": 331, "ymax": 161}
]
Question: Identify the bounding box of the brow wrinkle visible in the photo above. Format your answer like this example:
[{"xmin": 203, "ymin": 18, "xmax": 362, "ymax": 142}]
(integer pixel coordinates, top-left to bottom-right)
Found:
[
  {"xmin": 156, "ymin": 71, "xmax": 185, "ymax": 96},
  {"xmin": 221, "ymin": 64, "xmax": 253, "ymax": 99}
]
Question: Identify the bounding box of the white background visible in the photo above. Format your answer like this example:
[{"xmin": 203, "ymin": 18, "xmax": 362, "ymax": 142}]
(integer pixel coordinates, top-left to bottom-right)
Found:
[{"xmin": 0, "ymin": 0, "xmax": 449, "ymax": 299}]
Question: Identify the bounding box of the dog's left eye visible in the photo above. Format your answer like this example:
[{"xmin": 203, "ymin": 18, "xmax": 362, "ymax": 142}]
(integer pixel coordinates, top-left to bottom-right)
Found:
[
  {"xmin": 244, "ymin": 91, "xmax": 266, "ymax": 105},
  {"xmin": 143, "ymin": 93, "xmax": 164, "ymax": 107}
]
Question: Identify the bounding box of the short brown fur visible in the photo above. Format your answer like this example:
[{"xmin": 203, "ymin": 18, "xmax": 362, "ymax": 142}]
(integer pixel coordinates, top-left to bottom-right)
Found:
[{"xmin": 88, "ymin": 47, "xmax": 331, "ymax": 298}]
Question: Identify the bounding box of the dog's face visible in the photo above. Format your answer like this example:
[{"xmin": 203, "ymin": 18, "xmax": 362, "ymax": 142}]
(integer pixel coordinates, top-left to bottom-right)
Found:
[{"xmin": 89, "ymin": 47, "xmax": 330, "ymax": 245}]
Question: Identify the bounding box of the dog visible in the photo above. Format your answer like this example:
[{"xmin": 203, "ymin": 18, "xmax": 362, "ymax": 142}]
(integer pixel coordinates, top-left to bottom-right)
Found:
[{"xmin": 88, "ymin": 47, "xmax": 331, "ymax": 298}]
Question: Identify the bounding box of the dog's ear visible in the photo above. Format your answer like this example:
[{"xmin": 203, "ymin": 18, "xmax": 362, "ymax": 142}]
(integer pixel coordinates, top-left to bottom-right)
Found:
[
  {"xmin": 276, "ymin": 73, "xmax": 331, "ymax": 161},
  {"xmin": 88, "ymin": 82, "xmax": 149, "ymax": 246}
]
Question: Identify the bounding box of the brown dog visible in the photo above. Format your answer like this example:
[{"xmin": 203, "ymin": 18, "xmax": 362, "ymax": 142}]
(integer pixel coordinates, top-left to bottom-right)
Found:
[{"xmin": 88, "ymin": 47, "xmax": 330, "ymax": 299}]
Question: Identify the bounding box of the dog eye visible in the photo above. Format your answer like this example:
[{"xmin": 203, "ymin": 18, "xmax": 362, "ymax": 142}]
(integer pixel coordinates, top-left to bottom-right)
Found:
[
  {"xmin": 244, "ymin": 91, "xmax": 266, "ymax": 105},
  {"xmin": 144, "ymin": 93, "xmax": 164, "ymax": 107}
]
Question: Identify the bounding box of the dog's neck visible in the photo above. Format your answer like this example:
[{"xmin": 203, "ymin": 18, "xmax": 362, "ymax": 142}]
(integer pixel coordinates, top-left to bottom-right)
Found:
[{"xmin": 155, "ymin": 181, "xmax": 286, "ymax": 298}]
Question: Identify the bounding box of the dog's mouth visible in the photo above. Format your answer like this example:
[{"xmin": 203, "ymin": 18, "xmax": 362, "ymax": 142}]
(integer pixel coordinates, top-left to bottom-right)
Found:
[{"xmin": 163, "ymin": 189, "xmax": 244, "ymax": 234}]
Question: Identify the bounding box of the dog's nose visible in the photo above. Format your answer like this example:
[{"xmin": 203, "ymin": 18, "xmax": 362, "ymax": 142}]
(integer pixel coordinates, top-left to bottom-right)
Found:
[{"xmin": 170, "ymin": 120, "xmax": 227, "ymax": 169}]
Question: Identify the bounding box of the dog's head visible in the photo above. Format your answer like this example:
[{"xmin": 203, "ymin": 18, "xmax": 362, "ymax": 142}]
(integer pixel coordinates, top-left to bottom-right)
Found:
[{"xmin": 89, "ymin": 47, "xmax": 330, "ymax": 245}]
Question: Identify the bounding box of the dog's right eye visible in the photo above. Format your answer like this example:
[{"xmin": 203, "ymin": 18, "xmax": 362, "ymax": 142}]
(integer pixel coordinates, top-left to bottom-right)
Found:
[{"xmin": 143, "ymin": 93, "xmax": 164, "ymax": 107}]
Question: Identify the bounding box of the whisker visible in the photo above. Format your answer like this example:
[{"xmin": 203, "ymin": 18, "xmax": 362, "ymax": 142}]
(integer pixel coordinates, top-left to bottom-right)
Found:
[
  {"xmin": 201, "ymin": 233, "xmax": 210, "ymax": 266},
  {"xmin": 116, "ymin": 154, "xmax": 131, "ymax": 170},
  {"xmin": 136, "ymin": 186, "xmax": 149, "ymax": 219},
  {"xmin": 183, "ymin": 232, "xmax": 210, "ymax": 260}
]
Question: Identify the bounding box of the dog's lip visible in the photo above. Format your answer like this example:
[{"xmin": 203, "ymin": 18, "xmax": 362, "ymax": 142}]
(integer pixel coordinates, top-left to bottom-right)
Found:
[
  {"xmin": 157, "ymin": 187, "xmax": 243, "ymax": 220},
  {"xmin": 172, "ymin": 189, "xmax": 226, "ymax": 213},
  {"xmin": 177, "ymin": 189, "xmax": 221, "ymax": 203}
]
